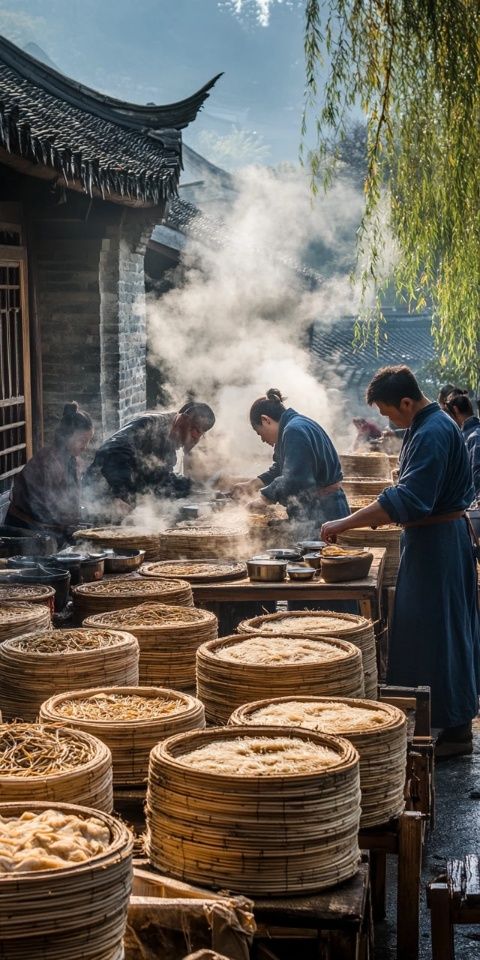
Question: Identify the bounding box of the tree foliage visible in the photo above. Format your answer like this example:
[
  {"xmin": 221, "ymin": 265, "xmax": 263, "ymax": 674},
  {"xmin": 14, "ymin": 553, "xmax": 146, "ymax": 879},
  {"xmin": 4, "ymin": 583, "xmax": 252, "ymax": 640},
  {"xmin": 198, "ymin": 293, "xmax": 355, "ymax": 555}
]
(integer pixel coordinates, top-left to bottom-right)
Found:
[{"xmin": 303, "ymin": 0, "xmax": 480, "ymax": 385}]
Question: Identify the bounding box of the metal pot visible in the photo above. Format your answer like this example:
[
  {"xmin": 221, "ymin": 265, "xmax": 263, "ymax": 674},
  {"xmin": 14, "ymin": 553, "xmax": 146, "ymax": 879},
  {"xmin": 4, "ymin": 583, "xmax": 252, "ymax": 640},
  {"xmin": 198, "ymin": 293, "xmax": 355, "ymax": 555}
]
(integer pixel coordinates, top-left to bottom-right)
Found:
[
  {"xmin": 9, "ymin": 563, "xmax": 71, "ymax": 612},
  {"xmin": 246, "ymin": 558, "xmax": 287, "ymax": 582},
  {"xmin": 52, "ymin": 553, "xmax": 87, "ymax": 586},
  {"xmin": 265, "ymin": 548, "xmax": 303, "ymax": 562},
  {"xmin": 297, "ymin": 540, "xmax": 326, "ymax": 555},
  {"xmin": 303, "ymin": 552, "xmax": 322, "ymax": 570},
  {"xmin": 0, "ymin": 529, "xmax": 55, "ymax": 559},
  {"xmin": 79, "ymin": 554, "xmax": 105, "ymax": 583},
  {"xmin": 103, "ymin": 548, "xmax": 146, "ymax": 574}
]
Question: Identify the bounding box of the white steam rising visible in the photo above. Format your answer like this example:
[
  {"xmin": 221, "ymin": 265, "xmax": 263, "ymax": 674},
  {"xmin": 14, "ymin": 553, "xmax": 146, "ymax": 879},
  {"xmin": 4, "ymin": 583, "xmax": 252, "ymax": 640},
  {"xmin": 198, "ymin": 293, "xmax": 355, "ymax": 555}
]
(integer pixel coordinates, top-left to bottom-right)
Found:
[{"xmin": 147, "ymin": 165, "xmax": 367, "ymax": 478}]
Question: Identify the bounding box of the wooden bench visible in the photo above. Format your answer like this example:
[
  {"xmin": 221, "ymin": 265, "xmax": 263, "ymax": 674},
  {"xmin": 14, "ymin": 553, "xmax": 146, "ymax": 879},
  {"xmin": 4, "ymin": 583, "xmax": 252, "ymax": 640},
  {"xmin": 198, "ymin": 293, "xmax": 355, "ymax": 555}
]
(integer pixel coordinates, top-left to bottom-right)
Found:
[{"xmin": 428, "ymin": 856, "xmax": 480, "ymax": 960}]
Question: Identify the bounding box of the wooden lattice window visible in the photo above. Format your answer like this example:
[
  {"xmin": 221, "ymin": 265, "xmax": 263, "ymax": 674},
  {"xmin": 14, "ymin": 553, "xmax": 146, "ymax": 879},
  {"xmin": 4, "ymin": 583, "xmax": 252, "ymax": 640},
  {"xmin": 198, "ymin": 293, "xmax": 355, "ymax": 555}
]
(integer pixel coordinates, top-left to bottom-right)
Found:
[{"xmin": 0, "ymin": 244, "xmax": 32, "ymax": 495}]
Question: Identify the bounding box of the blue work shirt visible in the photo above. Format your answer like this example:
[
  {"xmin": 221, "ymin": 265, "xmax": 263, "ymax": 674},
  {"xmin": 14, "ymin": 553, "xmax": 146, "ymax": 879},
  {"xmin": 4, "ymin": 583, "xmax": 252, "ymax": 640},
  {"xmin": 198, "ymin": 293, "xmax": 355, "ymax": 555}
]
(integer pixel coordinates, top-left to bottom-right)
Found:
[
  {"xmin": 258, "ymin": 408, "xmax": 343, "ymax": 505},
  {"xmin": 462, "ymin": 416, "xmax": 480, "ymax": 501}
]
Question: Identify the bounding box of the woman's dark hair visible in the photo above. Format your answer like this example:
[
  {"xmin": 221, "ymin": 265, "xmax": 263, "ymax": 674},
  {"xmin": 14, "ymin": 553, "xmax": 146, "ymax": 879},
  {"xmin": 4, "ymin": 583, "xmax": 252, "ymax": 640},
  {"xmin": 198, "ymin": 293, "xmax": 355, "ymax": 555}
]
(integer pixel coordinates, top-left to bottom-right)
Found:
[
  {"xmin": 178, "ymin": 400, "xmax": 215, "ymax": 432},
  {"xmin": 55, "ymin": 402, "xmax": 93, "ymax": 446},
  {"xmin": 438, "ymin": 383, "xmax": 457, "ymax": 404},
  {"xmin": 249, "ymin": 388, "xmax": 286, "ymax": 427},
  {"xmin": 445, "ymin": 392, "xmax": 473, "ymax": 418},
  {"xmin": 366, "ymin": 366, "xmax": 422, "ymax": 408}
]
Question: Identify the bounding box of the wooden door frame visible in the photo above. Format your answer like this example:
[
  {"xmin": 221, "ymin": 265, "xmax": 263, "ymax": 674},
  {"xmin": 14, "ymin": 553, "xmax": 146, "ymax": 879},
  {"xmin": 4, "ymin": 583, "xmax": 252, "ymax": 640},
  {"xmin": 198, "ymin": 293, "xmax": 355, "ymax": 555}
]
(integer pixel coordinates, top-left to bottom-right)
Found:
[{"xmin": 0, "ymin": 239, "xmax": 33, "ymax": 463}]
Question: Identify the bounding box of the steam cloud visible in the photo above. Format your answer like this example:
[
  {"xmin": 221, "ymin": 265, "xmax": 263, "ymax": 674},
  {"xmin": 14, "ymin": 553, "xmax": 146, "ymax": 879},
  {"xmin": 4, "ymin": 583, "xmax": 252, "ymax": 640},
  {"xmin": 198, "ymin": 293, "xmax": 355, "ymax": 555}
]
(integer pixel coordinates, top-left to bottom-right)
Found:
[{"xmin": 146, "ymin": 164, "xmax": 368, "ymax": 480}]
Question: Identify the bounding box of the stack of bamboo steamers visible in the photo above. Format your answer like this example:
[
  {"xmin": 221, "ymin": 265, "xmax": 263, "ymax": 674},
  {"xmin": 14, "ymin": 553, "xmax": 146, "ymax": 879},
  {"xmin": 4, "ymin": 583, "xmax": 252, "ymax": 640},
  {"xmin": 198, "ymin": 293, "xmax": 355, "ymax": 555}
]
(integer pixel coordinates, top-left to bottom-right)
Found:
[{"xmin": 0, "ymin": 506, "xmax": 408, "ymax": 928}]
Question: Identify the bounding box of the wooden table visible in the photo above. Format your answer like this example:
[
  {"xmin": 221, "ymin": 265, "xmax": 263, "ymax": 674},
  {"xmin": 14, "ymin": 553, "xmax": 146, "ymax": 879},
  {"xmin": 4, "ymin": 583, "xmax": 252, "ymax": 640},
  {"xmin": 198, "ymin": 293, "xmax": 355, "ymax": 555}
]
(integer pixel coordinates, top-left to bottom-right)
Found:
[{"xmin": 192, "ymin": 547, "xmax": 386, "ymax": 623}]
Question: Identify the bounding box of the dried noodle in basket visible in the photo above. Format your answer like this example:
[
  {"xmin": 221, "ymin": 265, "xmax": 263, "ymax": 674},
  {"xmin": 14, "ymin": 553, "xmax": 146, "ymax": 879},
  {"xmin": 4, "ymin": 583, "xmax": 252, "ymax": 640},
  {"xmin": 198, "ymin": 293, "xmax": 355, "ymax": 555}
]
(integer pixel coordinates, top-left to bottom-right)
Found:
[
  {"xmin": 84, "ymin": 603, "xmax": 217, "ymax": 689},
  {"xmin": 72, "ymin": 576, "xmax": 193, "ymax": 619},
  {"xmin": 0, "ymin": 602, "xmax": 50, "ymax": 642},
  {"xmin": 158, "ymin": 524, "xmax": 249, "ymax": 560},
  {"xmin": 0, "ymin": 584, "xmax": 56, "ymax": 610},
  {"xmin": 196, "ymin": 633, "xmax": 365, "ymax": 723},
  {"xmin": 230, "ymin": 696, "xmax": 407, "ymax": 827},
  {"xmin": 73, "ymin": 525, "xmax": 162, "ymax": 562},
  {"xmin": 0, "ymin": 722, "xmax": 113, "ymax": 812},
  {"xmin": 40, "ymin": 687, "xmax": 205, "ymax": 786},
  {"xmin": 0, "ymin": 628, "xmax": 139, "ymax": 721},
  {"xmin": 146, "ymin": 726, "xmax": 361, "ymax": 895},
  {"xmin": 0, "ymin": 800, "xmax": 132, "ymax": 960},
  {"xmin": 238, "ymin": 610, "xmax": 378, "ymax": 699}
]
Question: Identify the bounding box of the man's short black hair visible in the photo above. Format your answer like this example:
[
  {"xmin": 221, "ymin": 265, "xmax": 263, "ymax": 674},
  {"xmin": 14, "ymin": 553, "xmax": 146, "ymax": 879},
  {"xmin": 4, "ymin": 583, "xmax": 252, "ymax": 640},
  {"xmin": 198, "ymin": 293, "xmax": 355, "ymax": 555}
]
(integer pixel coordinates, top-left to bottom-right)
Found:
[
  {"xmin": 178, "ymin": 400, "xmax": 215, "ymax": 431},
  {"xmin": 366, "ymin": 366, "xmax": 423, "ymax": 408},
  {"xmin": 446, "ymin": 393, "xmax": 474, "ymax": 418}
]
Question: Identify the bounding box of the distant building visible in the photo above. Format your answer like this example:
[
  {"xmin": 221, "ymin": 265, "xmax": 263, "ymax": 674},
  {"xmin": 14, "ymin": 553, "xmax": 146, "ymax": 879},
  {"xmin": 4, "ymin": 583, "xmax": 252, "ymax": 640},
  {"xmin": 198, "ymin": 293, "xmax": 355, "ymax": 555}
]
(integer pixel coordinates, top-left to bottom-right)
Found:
[
  {"xmin": 0, "ymin": 35, "xmax": 219, "ymax": 494},
  {"xmin": 310, "ymin": 310, "xmax": 435, "ymax": 409}
]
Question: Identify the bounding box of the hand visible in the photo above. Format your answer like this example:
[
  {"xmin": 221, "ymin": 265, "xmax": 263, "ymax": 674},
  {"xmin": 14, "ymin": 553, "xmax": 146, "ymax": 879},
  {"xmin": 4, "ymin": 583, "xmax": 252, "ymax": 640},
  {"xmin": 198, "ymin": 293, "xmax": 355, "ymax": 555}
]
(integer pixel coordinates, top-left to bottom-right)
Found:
[
  {"xmin": 247, "ymin": 496, "xmax": 268, "ymax": 513},
  {"xmin": 321, "ymin": 518, "xmax": 349, "ymax": 543},
  {"xmin": 230, "ymin": 480, "xmax": 256, "ymax": 501}
]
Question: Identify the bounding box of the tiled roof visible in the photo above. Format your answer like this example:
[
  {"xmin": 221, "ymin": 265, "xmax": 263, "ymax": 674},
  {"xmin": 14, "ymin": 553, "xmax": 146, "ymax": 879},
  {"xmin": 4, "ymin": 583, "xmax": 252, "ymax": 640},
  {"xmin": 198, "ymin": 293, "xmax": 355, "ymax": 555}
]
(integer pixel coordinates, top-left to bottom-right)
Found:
[
  {"xmin": 310, "ymin": 314, "xmax": 435, "ymax": 390},
  {"xmin": 0, "ymin": 35, "xmax": 221, "ymax": 206}
]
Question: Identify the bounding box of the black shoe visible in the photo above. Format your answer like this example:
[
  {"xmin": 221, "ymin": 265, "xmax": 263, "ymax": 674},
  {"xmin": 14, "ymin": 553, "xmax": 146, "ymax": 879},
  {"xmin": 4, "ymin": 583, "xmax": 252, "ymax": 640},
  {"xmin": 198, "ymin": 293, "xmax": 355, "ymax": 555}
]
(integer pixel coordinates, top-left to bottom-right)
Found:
[{"xmin": 436, "ymin": 722, "xmax": 473, "ymax": 759}]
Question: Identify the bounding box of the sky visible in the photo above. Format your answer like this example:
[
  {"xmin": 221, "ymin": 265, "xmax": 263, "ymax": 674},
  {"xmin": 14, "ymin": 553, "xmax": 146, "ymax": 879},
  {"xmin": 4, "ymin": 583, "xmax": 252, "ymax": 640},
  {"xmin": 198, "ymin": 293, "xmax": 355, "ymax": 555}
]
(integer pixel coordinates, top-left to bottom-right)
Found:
[{"xmin": 0, "ymin": 0, "xmax": 315, "ymax": 166}]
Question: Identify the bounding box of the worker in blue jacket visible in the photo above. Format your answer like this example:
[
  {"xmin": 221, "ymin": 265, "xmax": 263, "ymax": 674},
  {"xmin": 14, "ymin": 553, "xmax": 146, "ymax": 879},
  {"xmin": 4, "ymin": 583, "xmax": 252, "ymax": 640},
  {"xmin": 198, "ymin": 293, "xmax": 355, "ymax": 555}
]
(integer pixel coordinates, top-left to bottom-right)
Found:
[
  {"xmin": 231, "ymin": 388, "xmax": 350, "ymax": 539},
  {"xmin": 445, "ymin": 392, "xmax": 480, "ymax": 503}
]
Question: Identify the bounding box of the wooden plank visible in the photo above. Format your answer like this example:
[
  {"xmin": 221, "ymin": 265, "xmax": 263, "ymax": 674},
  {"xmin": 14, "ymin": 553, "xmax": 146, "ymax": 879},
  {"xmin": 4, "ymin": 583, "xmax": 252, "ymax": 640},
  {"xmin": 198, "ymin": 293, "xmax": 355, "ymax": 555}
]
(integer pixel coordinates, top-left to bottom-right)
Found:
[
  {"xmin": 397, "ymin": 811, "xmax": 424, "ymax": 960},
  {"xmin": 463, "ymin": 855, "xmax": 480, "ymax": 904},
  {"xmin": 252, "ymin": 865, "xmax": 369, "ymax": 928}
]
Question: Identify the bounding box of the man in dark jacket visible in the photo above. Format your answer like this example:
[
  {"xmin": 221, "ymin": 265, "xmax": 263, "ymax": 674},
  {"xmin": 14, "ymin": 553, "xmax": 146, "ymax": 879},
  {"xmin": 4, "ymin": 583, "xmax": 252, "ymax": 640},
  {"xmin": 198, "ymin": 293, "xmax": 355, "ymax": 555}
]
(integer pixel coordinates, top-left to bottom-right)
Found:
[
  {"xmin": 84, "ymin": 401, "xmax": 215, "ymax": 519},
  {"xmin": 445, "ymin": 392, "xmax": 480, "ymax": 501}
]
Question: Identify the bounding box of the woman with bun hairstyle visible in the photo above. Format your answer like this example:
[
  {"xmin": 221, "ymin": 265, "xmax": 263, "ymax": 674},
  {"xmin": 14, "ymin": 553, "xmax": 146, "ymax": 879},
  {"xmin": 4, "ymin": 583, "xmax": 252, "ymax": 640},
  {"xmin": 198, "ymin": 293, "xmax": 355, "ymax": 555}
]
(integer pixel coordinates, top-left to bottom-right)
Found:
[
  {"xmin": 6, "ymin": 402, "xmax": 93, "ymax": 545},
  {"xmin": 232, "ymin": 389, "xmax": 350, "ymax": 537}
]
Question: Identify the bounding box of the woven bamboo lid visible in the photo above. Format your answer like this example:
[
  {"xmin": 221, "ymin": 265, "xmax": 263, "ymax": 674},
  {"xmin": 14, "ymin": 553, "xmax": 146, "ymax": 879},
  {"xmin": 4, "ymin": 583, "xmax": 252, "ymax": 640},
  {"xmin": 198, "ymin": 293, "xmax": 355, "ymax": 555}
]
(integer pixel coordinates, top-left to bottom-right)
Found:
[
  {"xmin": 338, "ymin": 525, "xmax": 401, "ymax": 586},
  {"xmin": 0, "ymin": 628, "xmax": 140, "ymax": 721},
  {"xmin": 230, "ymin": 696, "xmax": 407, "ymax": 828},
  {"xmin": 0, "ymin": 800, "xmax": 132, "ymax": 959},
  {"xmin": 146, "ymin": 725, "xmax": 361, "ymax": 895}
]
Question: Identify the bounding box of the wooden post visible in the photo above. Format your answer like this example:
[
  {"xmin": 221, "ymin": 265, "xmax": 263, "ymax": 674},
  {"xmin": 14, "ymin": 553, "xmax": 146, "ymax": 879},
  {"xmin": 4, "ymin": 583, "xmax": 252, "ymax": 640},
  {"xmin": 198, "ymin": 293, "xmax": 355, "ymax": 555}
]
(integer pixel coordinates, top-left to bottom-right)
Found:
[
  {"xmin": 429, "ymin": 882, "xmax": 455, "ymax": 960},
  {"xmin": 397, "ymin": 811, "xmax": 424, "ymax": 960}
]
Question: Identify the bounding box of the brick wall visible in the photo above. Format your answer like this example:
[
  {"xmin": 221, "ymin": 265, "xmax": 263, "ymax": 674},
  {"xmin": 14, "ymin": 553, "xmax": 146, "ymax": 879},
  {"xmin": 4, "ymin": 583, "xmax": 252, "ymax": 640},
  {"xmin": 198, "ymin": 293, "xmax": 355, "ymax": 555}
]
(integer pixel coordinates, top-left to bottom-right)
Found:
[
  {"xmin": 32, "ymin": 199, "xmax": 159, "ymax": 443},
  {"xmin": 99, "ymin": 209, "xmax": 156, "ymax": 436}
]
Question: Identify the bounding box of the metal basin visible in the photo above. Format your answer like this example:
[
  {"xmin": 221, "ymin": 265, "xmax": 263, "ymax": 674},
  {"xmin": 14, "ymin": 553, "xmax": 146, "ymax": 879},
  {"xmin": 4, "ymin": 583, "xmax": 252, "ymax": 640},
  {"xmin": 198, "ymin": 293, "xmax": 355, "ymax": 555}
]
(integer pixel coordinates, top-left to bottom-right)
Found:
[{"xmin": 246, "ymin": 558, "xmax": 287, "ymax": 582}]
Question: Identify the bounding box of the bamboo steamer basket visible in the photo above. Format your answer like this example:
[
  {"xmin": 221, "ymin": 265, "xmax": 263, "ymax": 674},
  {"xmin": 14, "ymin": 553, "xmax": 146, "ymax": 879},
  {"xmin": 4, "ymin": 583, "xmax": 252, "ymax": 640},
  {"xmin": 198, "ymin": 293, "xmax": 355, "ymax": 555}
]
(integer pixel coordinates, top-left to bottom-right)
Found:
[
  {"xmin": 238, "ymin": 610, "xmax": 378, "ymax": 699},
  {"xmin": 40, "ymin": 687, "xmax": 206, "ymax": 786},
  {"xmin": 0, "ymin": 628, "xmax": 140, "ymax": 721},
  {"xmin": 84, "ymin": 603, "xmax": 218, "ymax": 689},
  {"xmin": 0, "ymin": 722, "xmax": 113, "ymax": 812},
  {"xmin": 0, "ymin": 601, "xmax": 50, "ymax": 642},
  {"xmin": 72, "ymin": 576, "xmax": 193, "ymax": 620},
  {"xmin": 342, "ymin": 477, "xmax": 392, "ymax": 498},
  {"xmin": 146, "ymin": 725, "xmax": 361, "ymax": 895},
  {"xmin": 338, "ymin": 526, "xmax": 401, "ymax": 586},
  {"xmin": 158, "ymin": 525, "xmax": 249, "ymax": 560},
  {"xmin": 139, "ymin": 559, "xmax": 247, "ymax": 583},
  {"xmin": 196, "ymin": 634, "xmax": 365, "ymax": 723},
  {"xmin": 0, "ymin": 800, "xmax": 132, "ymax": 959},
  {"xmin": 340, "ymin": 452, "xmax": 390, "ymax": 479},
  {"xmin": 388, "ymin": 454, "xmax": 399, "ymax": 469},
  {"xmin": 0, "ymin": 584, "xmax": 55, "ymax": 613},
  {"xmin": 230, "ymin": 696, "xmax": 407, "ymax": 828},
  {"xmin": 73, "ymin": 526, "xmax": 162, "ymax": 562}
]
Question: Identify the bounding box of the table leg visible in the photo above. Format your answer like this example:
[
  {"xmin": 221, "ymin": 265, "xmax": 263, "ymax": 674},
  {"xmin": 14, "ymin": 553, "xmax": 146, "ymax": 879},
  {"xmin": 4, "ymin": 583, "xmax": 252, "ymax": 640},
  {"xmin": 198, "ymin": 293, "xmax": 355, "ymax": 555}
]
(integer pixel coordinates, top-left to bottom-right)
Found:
[
  {"xmin": 429, "ymin": 882, "xmax": 455, "ymax": 960},
  {"xmin": 397, "ymin": 811, "xmax": 424, "ymax": 960},
  {"xmin": 370, "ymin": 849, "xmax": 387, "ymax": 919},
  {"xmin": 359, "ymin": 600, "xmax": 373, "ymax": 620}
]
